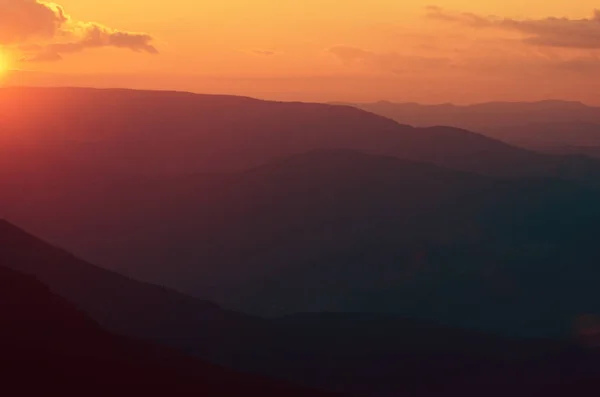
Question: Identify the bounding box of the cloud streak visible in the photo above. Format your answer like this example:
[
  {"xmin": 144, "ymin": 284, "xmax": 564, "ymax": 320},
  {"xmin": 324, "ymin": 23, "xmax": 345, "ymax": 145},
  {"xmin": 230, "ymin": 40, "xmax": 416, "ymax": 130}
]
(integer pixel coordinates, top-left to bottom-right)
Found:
[
  {"xmin": 427, "ymin": 7, "xmax": 600, "ymax": 50},
  {"xmin": 328, "ymin": 44, "xmax": 600, "ymax": 81},
  {"xmin": 251, "ymin": 49, "xmax": 279, "ymax": 56},
  {"xmin": 0, "ymin": 0, "xmax": 157, "ymax": 62},
  {"xmin": 328, "ymin": 45, "xmax": 450, "ymax": 75}
]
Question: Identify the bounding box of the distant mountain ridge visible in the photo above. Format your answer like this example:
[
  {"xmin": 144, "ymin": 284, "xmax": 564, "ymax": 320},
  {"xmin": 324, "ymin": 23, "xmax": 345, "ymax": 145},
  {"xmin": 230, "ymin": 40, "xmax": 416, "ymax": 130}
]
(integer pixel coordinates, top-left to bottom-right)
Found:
[
  {"xmin": 334, "ymin": 99, "xmax": 600, "ymax": 129},
  {"xmin": 3, "ymin": 87, "xmax": 600, "ymax": 185},
  {"xmin": 337, "ymin": 100, "xmax": 600, "ymax": 156}
]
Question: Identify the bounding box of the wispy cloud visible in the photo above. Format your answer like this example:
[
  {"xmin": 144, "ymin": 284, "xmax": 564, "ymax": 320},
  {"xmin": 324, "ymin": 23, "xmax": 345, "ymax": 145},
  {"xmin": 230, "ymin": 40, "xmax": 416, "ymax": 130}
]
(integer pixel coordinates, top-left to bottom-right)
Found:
[
  {"xmin": 0, "ymin": 0, "xmax": 157, "ymax": 62},
  {"xmin": 427, "ymin": 6, "xmax": 600, "ymax": 50},
  {"xmin": 327, "ymin": 45, "xmax": 451, "ymax": 75},
  {"xmin": 328, "ymin": 43, "xmax": 600, "ymax": 80},
  {"xmin": 251, "ymin": 49, "xmax": 279, "ymax": 56}
]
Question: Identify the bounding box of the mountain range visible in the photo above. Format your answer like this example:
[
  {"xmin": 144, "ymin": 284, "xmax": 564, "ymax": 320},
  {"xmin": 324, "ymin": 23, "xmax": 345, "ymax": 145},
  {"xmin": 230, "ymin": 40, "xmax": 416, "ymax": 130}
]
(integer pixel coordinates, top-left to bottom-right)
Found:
[
  {"xmin": 2, "ymin": 87, "xmax": 600, "ymax": 182},
  {"xmin": 0, "ymin": 260, "xmax": 332, "ymax": 396},
  {"xmin": 337, "ymin": 100, "xmax": 600, "ymax": 157},
  {"xmin": 3, "ymin": 220, "xmax": 600, "ymax": 396},
  {"xmin": 3, "ymin": 88, "xmax": 600, "ymax": 339}
]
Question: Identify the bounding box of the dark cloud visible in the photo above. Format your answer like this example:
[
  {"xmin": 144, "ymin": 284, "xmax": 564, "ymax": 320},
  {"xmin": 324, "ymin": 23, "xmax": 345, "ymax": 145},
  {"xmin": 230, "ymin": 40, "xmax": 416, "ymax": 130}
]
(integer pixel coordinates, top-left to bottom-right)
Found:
[
  {"xmin": 427, "ymin": 7, "xmax": 600, "ymax": 50},
  {"xmin": 0, "ymin": 0, "xmax": 67, "ymax": 44},
  {"xmin": 0, "ymin": 0, "xmax": 157, "ymax": 61}
]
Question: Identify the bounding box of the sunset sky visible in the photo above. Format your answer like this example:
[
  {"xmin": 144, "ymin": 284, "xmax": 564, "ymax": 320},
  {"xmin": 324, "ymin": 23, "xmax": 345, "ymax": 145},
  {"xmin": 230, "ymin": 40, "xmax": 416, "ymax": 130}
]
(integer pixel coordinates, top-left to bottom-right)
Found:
[{"xmin": 2, "ymin": 0, "xmax": 600, "ymax": 104}]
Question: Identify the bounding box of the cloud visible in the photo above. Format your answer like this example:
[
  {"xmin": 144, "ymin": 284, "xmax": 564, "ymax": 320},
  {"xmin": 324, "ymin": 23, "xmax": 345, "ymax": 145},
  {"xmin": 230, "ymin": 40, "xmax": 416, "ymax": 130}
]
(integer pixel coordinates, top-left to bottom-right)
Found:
[
  {"xmin": 0, "ymin": 0, "xmax": 67, "ymax": 44},
  {"xmin": 0, "ymin": 0, "xmax": 157, "ymax": 61},
  {"xmin": 20, "ymin": 50, "xmax": 63, "ymax": 63},
  {"xmin": 251, "ymin": 49, "xmax": 279, "ymax": 56},
  {"xmin": 458, "ymin": 51, "xmax": 600, "ymax": 77},
  {"xmin": 551, "ymin": 55, "xmax": 600, "ymax": 73},
  {"xmin": 328, "ymin": 43, "xmax": 600, "ymax": 81},
  {"xmin": 426, "ymin": 6, "xmax": 600, "ymax": 50},
  {"xmin": 328, "ymin": 45, "xmax": 451, "ymax": 75},
  {"xmin": 328, "ymin": 46, "xmax": 373, "ymax": 63}
]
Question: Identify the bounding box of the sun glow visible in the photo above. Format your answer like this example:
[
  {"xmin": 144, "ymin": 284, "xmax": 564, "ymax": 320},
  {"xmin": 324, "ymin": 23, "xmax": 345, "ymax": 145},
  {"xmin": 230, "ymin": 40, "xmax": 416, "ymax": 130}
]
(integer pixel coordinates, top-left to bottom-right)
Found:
[{"xmin": 0, "ymin": 51, "xmax": 9, "ymax": 76}]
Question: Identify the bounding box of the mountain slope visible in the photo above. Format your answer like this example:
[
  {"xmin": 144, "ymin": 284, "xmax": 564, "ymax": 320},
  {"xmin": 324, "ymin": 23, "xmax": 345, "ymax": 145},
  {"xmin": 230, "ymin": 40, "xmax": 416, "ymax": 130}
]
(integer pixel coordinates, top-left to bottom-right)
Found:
[
  {"xmin": 186, "ymin": 151, "xmax": 600, "ymax": 337},
  {"xmin": 0, "ymin": 219, "xmax": 257, "ymax": 340},
  {"xmin": 4, "ymin": 150, "xmax": 599, "ymax": 337},
  {"xmin": 3, "ymin": 87, "xmax": 600, "ymax": 338},
  {"xmin": 485, "ymin": 122, "xmax": 600, "ymax": 148},
  {"xmin": 3, "ymin": 87, "xmax": 600, "ymax": 185},
  {"xmin": 339, "ymin": 100, "xmax": 600, "ymax": 132},
  {"xmin": 340, "ymin": 100, "xmax": 600, "ymax": 155},
  {"xmin": 5, "ymin": 262, "xmax": 600, "ymax": 397},
  {"xmin": 3, "ymin": 220, "xmax": 600, "ymax": 397},
  {"xmin": 0, "ymin": 265, "xmax": 332, "ymax": 396}
]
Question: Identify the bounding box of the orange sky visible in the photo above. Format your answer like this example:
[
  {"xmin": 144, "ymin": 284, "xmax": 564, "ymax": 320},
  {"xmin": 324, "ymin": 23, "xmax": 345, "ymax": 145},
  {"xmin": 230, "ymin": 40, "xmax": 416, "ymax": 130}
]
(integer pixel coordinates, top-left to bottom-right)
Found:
[{"xmin": 2, "ymin": 1, "xmax": 600, "ymax": 104}]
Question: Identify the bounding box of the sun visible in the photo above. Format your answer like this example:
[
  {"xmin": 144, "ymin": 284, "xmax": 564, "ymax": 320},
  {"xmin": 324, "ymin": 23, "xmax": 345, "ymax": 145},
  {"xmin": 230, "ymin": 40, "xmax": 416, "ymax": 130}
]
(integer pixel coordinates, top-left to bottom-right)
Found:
[{"xmin": 0, "ymin": 51, "xmax": 11, "ymax": 75}]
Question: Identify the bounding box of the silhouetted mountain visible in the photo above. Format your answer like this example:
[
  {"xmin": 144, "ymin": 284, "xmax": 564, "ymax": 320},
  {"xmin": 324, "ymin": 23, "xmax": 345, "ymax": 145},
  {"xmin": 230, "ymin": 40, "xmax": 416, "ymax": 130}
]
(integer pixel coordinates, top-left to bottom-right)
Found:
[
  {"xmin": 480, "ymin": 122, "xmax": 600, "ymax": 159},
  {"xmin": 539, "ymin": 145, "xmax": 600, "ymax": 159},
  {"xmin": 0, "ymin": 219, "xmax": 256, "ymax": 340},
  {"xmin": 338, "ymin": 100, "xmax": 600, "ymax": 132},
  {"xmin": 3, "ymin": 88, "xmax": 600, "ymax": 335},
  {"xmin": 4, "ymin": 220, "xmax": 600, "ymax": 396},
  {"xmin": 339, "ymin": 100, "xmax": 600, "ymax": 156},
  {"xmin": 484, "ymin": 122, "xmax": 600, "ymax": 149},
  {"xmin": 4, "ymin": 149, "xmax": 599, "ymax": 338},
  {"xmin": 3, "ymin": 87, "xmax": 600, "ymax": 185},
  {"xmin": 0, "ymin": 265, "xmax": 333, "ymax": 396},
  {"xmin": 180, "ymin": 151, "xmax": 600, "ymax": 338},
  {"xmin": 225, "ymin": 313, "xmax": 600, "ymax": 397}
]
